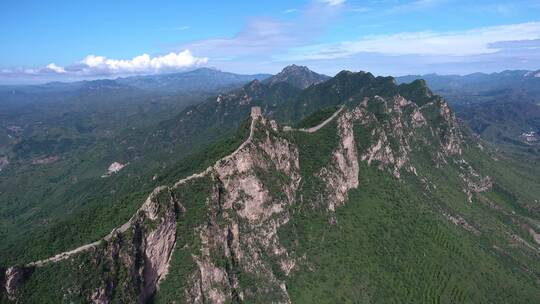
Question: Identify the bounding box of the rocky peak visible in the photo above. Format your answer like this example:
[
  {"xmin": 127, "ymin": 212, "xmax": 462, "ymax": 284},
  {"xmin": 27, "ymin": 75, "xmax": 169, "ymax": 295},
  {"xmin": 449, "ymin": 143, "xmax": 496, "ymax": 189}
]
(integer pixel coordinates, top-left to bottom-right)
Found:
[
  {"xmin": 265, "ymin": 64, "xmax": 330, "ymax": 89},
  {"xmin": 280, "ymin": 64, "xmax": 311, "ymax": 74}
]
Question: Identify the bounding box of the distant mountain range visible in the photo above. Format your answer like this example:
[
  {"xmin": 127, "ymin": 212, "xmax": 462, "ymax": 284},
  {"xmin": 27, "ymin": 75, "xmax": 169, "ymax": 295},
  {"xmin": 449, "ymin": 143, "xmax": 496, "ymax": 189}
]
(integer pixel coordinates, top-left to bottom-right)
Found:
[
  {"xmin": 0, "ymin": 68, "xmax": 272, "ymax": 95},
  {"xmin": 116, "ymin": 68, "xmax": 272, "ymax": 93},
  {"xmin": 397, "ymin": 69, "xmax": 540, "ymax": 158},
  {"xmin": 396, "ymin": 69, "xmax": 540, "ymax": 105}
]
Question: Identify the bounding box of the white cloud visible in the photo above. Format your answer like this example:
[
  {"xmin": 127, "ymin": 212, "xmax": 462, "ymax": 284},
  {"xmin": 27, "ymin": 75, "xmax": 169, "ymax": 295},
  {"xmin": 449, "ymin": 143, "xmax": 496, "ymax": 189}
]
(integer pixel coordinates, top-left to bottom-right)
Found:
[
  {"xmin": 283, "ymin": 22, "xmax": 540, "ymax": 60},
  {"xmin": 284, "ymin": 8, "xmax": 298, "ymax": 13},
  {"xmin": 178, "ymin": 19, "xmax": 298, "ymax": 59},
  {"xmin": 320, "ymin": 0, "xmax": 346, "ymax": 6},
  {"xmin": 45, "ymin": 63, "xmax": 66, "ymax": 73},
  {"xmin": 79, "ymin": 50, "xmax": 207, "ymax": 74},
  {"xmin": 175, "ymin": 1, "xmax": 345, "ymax": 66},
  {"xmin": 1, "ymin": 50, "xmax": 208, "ymax": 78},
  {"xmin": 351, "ymin": 7, "xmax": 372, "ymax": 13},
  {"xmin": 387, "ymin": 0, "xmax": 448, "ymax": 14},
  {"xmin": 165, "ymin": 25, "xmax": 191, "ymax": 31}
]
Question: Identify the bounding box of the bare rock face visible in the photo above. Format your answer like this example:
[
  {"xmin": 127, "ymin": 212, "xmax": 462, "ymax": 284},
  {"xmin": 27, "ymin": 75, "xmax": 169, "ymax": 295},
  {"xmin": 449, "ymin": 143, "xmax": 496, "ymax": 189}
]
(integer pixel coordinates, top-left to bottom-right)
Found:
[
  {"xmin": 315, "ymin": 93, "xmax": 464, "ymax": 211},
  {"xmin": 439, "ymin": 101, "xmax": 463, "ymax": 155},
  {"xmin": 354, "ymin": 96, "xmax": 422, "ymax": 178},
  {"xmin": 456, "ymin": 159, "xmax": 492, "ymax": 202},
  {"xmin": 411, "ymin": 108, "xmax": 427, "ymax": 128},
  {"xmin": 319, "ymin": 108, "xmax": 360, "ymax": 211},
  {"xmin": 90, "ymin": 287, "xmax": 108, "ymax": 304},
  {"xmin": 140, "ymin": 188, "xmax": 178, "ymax": 300},
  {"xmin": 0, "ymin": 156, "xmax": 9, "ymax": 171},
  {"xmin": 2, "ymin": 266, "xmax": 32, "ymax": 301},
  {"xmin": 183, "ymin": 117, "xmax": 301, "ymax": 303},
  {"xmin": 59, "ymin": 186, "xmax": 179, "ymax": 303},
  {"xmin": 102, "ymin": 161, "xmax": 127, "ymax": 177},
  {"xmin": 443, "ymin": 211, "xmax": 481, "ymax": 236}
]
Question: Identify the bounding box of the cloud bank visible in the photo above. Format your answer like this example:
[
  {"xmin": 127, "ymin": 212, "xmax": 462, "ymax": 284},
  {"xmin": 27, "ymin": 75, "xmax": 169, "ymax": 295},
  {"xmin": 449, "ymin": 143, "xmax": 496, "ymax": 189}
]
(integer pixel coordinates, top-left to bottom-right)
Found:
[
  {"xmin": 283, "ymin": 22, "xmax": 540, "ymax": 60},
  {"xmin": 169, "ymin": 2, "xmax": 540, "ymax": 76},
  {"xmin": 0, "ymin": 50, "xmax": 208, "ymax": 82},
  {"xmin": 171, "ymin": 0, "xmax": 345, "ymax": 71},
  {"xmin": 319, "ymin": 0, "xmax": 346, "ymax": 6},
  {"xmin": 78, "ymin": 50, "xmax": 207, "ymax": 75},
  {"xmin": 2, "ymin": 0, "xmax": 540, "ymax": 83}
]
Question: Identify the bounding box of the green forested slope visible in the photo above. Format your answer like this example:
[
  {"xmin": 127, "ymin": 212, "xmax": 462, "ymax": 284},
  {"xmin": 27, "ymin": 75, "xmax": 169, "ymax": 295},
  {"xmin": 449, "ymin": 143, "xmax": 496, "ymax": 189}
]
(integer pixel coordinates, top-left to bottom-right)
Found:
[{"xmin": 2, "ymin": 70, "xmax": 539, "ymax": 303}]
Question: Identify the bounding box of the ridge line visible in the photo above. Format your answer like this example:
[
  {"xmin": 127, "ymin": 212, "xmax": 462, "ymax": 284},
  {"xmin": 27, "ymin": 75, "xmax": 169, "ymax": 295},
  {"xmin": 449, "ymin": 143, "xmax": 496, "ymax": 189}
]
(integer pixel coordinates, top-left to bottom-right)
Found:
[
  {"xmin": 283, "ymin": 105, "xmax": 344, "ymax": 133},
  {"xmin": 21, "ymin": 104, "xmax": 341, "ymax": 268},
  {"xmin": 23, "ymin": 110, "xmax": 261, "ymax": 268}
]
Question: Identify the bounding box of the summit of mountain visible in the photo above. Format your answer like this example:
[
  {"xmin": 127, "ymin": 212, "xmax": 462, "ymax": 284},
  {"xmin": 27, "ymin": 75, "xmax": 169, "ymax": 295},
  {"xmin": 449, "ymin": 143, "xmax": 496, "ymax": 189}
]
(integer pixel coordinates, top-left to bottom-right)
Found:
[{"xmin": 263, "ymin": 64, "xmax": 330, "ymax": 89}]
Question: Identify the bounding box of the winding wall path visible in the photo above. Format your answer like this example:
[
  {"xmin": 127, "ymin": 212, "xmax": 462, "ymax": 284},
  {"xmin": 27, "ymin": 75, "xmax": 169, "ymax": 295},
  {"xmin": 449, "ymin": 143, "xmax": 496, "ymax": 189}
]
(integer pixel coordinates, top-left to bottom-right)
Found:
[
  {"xmin": 22, "ymin": 106, "xmax": 343, "ymax": 268},
  {"xmin": 26, "ymin": 111, "xmax": 261, "ymax": 268},
  {"xmin": 284, "ymin": 106, "xmax": 344, "ymax": 133}
]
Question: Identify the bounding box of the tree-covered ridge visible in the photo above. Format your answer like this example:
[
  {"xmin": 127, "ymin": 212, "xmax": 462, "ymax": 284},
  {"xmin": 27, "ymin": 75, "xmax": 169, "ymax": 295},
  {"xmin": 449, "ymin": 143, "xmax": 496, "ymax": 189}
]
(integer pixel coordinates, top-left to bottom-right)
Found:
[
  {"xmin": 0, "ymin": 69, "xmax": 270, "ymax": 262},
  {"xmin": 2, "ymin": 67, "xmax": 539, "ymax": 303},
  {"xmin": 396, "ymin": 70, "xmax": 540, "ymax": 159},
  {"xmin": 0, "ymin": 118, "xmax": 251, "ymax": 266},
  {"xmin": 395, "ymin": 70, "xmax": 540, "ymax": 106},
  {"xmin": 3, "ymin": 78, "xmax": 539, "ymax": 302}
]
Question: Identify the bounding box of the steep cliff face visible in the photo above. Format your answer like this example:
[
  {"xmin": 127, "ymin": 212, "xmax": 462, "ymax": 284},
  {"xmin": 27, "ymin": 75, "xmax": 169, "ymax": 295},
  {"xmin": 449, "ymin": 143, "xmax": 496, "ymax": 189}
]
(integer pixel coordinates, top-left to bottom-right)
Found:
[
  {"xmin": 318, "ymin": 108, "xmax": 359, "ymax": 212},
  {"xmin": 2, "ymin": 266, "xmax": 31, "ymax": 302},
  {"xmin": 181, "ymin": 117, "xmax": 301, "ymax": 303},
  {"xmin": 1, "ymin": 186, "xmax": 180, "ymax": 303}
]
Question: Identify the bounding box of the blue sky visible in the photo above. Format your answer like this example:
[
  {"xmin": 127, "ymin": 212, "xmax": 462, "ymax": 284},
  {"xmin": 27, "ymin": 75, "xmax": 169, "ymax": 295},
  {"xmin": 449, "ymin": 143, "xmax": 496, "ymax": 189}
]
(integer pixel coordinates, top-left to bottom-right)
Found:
[{"xmin": 2, "ymin": 0, "xmax": 540, "ymax": 83}]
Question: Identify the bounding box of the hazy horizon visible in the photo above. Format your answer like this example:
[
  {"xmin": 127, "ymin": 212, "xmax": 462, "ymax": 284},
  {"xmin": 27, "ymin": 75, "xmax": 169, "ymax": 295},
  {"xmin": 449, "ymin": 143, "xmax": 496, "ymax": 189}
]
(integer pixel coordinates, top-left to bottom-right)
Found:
[
  {"xmin": 3, "ymin": 64, "xmax": 540, "ymax": 86},
  {"xmin": 2, "ymin": 0, "xmax": 540, "ymax": 84}
]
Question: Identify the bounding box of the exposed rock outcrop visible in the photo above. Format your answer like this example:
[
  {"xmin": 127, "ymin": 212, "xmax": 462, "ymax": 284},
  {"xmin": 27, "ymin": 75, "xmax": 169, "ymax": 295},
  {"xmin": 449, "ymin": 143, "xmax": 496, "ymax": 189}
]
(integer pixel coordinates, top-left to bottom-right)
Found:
[
  {"xmin": 354, "ymin": 95, "xmax": 426, "ymax": 178},
  {"xmin": 183, "ymin": 117, "xmax": 301, "ymax": 303},
  {"xmin": 456, "ymin": 159, "xmax": 492, "ymax": 202},
  {"xmin": 0, "ymin": 156, "xmax": 9, "ymax": 171},
  {"xmin": 2, "ymin": 266, "xmax": 32, "ymax": 301},
  {"xmin": 439, "ymin": 101, "xmax": 463, "ymax": 155},
  {"xmin": 1, "ymin": 186, "xmax": 180, "ymax": 303},
  {"xmin": 264, "ymin": 64, "xmax": 330, "ymax": 89},
  {"xmin": 319, "ymin": 108, "xmax": 360, "ymax": 211},
  {"xmin": 442, "ymin": 211, "xmax": 481, "ymax": 236}
]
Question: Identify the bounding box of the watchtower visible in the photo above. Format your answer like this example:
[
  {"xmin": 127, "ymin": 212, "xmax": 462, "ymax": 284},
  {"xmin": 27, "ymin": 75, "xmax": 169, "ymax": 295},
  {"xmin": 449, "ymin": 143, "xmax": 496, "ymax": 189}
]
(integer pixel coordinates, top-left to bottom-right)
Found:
[{"xmin": 251, "ymin": 106, "xmax": 262, "ymax": 119}]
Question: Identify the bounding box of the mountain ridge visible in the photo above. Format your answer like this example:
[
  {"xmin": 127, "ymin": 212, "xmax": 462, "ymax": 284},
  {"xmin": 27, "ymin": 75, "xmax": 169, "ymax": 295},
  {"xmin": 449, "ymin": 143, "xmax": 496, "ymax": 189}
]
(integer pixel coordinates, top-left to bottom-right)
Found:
[
  {"xmin": 263, "ymin": 64, "xmax": 330, "ymax": 89},
  {"xmin": 2, "ymin": 67, "xmax": 540, "ymax": 303},
  {"xmin": 395, "ymin": 69, "xmax": 540, "ymax": 105},
  {"xmin": 396, "ymin": 69, "xmax": 540, "ymax": 157},
  {"xmin": 0, "ymin": 68, "xmax": 272, "ymax": 94}
]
